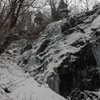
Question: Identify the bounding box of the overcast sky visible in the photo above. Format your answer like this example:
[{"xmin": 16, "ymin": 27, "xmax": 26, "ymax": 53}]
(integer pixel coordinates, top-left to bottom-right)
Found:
[
  {"xmin": 68, "ymin": 0, "xmax": 100, "ymax": 9},
  {"xmin": 36, "ymin": 0, "xmax": 100, "ymax": 10},
  {"xmin": 30, "ymin": 0, "xmax": 100, "ymax": 15}
]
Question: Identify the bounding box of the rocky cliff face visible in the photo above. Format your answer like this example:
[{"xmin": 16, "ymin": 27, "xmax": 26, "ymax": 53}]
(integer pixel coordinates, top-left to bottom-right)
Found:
[{"xmin": 5, "ymin": 5, "xmax": 100, "ymax": 100}]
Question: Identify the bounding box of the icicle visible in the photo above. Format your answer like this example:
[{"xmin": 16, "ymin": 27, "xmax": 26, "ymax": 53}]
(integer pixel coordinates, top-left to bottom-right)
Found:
[{"xmin": 45, "ymin": 72, "xmax": 60, "ymax": 94}]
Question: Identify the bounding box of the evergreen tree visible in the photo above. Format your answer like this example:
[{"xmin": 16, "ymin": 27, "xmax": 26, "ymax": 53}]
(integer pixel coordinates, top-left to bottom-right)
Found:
[
  {"xmin": 49, "ymin": 0, "xmax": 60, "ymax": 21},
  {"xmin": 34, "ymin": 11, "xmax": 44, "ymax": 26},
  {"xmin": 57, "ymin": 0, "xmax": 70, "ymax": 19}
]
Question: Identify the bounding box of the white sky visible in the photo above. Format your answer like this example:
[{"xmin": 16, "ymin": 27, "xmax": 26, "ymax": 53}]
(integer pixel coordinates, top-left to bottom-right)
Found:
[{"xmin": 67, "ymin": 0, "xmax": 100, "ymax": 10}]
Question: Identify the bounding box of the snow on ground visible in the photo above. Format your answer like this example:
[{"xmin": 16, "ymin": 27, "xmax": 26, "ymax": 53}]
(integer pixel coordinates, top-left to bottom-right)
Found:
[{"xmin": 0, "ymin": 55, "xmax": 66, "ymax": 100}]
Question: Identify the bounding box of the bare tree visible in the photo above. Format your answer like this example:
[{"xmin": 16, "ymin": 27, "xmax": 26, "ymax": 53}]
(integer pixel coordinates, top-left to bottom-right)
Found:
[{"xmin": 0, "ymin": 0, "xmax": 36, "ymax": 54}]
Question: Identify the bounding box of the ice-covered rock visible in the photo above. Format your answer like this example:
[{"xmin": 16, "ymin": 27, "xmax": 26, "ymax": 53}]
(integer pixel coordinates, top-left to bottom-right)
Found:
[
  {"xmin": 2, "ymin": 6, "xmax": 100, "ymax": 99},
  {"xmin": 19, "ymin": 6, "xmax": 100, "ymax": 98}
]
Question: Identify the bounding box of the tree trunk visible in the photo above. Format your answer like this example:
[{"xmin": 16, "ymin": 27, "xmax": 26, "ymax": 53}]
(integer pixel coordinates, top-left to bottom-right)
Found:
[{"xmin": 0, "ymin": 0, "xmax": 24, "ymax": 54}]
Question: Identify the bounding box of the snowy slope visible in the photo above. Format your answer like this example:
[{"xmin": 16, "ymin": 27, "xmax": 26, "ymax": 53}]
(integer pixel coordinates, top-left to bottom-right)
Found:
[{"xmin": 0, "ymin": 54, "xmax": 66, "ymax": 100}]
